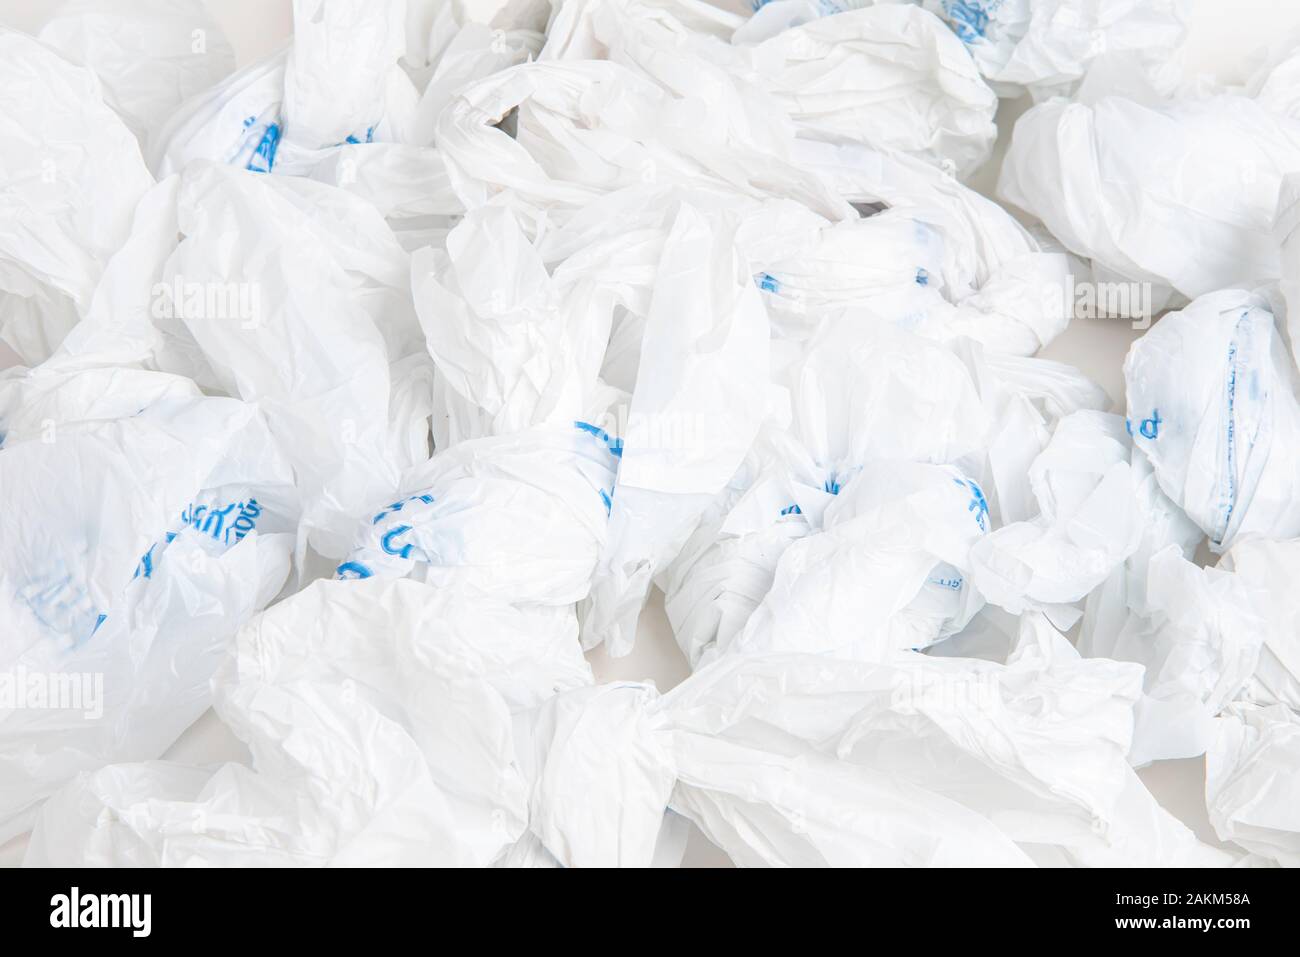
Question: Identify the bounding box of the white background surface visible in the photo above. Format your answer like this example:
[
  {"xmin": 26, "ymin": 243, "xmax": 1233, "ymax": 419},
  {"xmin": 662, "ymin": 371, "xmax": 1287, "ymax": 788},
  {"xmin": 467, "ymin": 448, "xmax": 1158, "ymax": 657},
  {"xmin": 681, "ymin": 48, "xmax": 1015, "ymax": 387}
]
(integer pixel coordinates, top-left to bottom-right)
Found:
[{"xmin": 1, "ymin": 0, "xmax": 1296, "ymax": 867}]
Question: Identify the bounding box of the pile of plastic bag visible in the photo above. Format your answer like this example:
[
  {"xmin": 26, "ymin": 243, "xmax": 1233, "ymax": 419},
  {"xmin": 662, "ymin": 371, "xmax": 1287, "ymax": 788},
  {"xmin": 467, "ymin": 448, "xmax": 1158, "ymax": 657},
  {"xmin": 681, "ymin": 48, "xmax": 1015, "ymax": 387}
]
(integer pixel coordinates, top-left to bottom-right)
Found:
[{"xmin": 2, "ymin": 0, "xmax": 1298, "ymax": 868}]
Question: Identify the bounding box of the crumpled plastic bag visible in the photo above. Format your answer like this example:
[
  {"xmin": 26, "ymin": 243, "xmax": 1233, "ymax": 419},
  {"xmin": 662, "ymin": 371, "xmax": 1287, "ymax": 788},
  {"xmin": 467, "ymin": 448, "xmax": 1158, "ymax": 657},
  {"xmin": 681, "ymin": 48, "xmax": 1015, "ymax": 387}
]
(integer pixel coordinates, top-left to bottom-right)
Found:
[
  {"xmin": 524, "ymin": 682, "xmax": 677, "ymax": 866},
  {"xmin": 279, "ymin": 0, "xmax": 407, "ymax": 156},
  {"xmin": 149, "ymin": 50, "xmax": 289, "ymax": 177},
  {"xmin": 727, "ymin": 459, "xmax": 988, "ymax": 661},
  {"xmin": 147, "ymin": 0, "xmax": 537, "ymax": 202},
  {"xmin": 1272, "ymin": 170, "xmax": 1300, "ymax": 372},
  {"xmin": 782, "ymin": 142, "xmax": 1079, "ymax": 352},
  {"xmin": 545, "ymin": 0, "xmax": 999, "ymax": 178},
  {"xmin": 23, "ymin": 577, "xmax": 593, "ymax": 866},
  {"xmin": 656, "ymin": 436, "xmax": 825, "ymax": 669},
  {"xmin": 151, "ymin": 0, "xmax": 407, "ymax": 177},
  {"xmin": 0, "ymin": 27, "xmax": 155, "ymax": 366},
  {"xmin": 1077, "ymin": 451, "xmax": 1204, "ymax": 656},
  {"xmin": 675, "ymin": 320, "xmax": 1000, "ymax": 665},
  {"xmin": 1103, "ymin": 547, "xmax": 1265, "ymax": 765},
  {"xmin": 405, "ymin": 8, "xmax": 547, "ymax": 146},
  {"xmin": 410, "ymin": 204, "xmax": 619, "ymax": 444},
  {"xmin": 520, "ymin": 612, "xmax": 1232, "ymax": 867},
  {"xmin": 1077, "ymin": 506, "xmax": 1294, "ymax": 766},
  {"xmin": 409, "ymin": 181, "xmax": 796, "ymax": 453},
  {"xmin": 963, "ymin": 344, "xmax": 1112, "ymax": 524},
  {"xmin": 581, "ymin": 201, "xmax": 772, "ymax": 655},
  {"xmin": 919, "ymin": 0, "xmax": 1187, "ymax": 100},
  {"xmin": 38, "ymin": 0, "xmax": 236, "ymax": 149},
  {"xmin": 25, "ymin": 591, "xmax": 1231, "ymax": 868},
  {"xmin": 0, "ymin": 365, "xmax": 296, "ymax": 842},
  {"xmin": 970, "ymin": 410, "xmax": 1143, "ymax": 622},
  {"xmin": 649, "ymin": 316, "xmax": 988, "ymax": 667},
  {"xmin": 407, "ymin": 182, "xmax": 784, "ymax": 656},
  {"xmin": 999, "ymin": 94, "xmax": 1300, "ymax": 301},
  {"xmin": 658, "ymin": 617, "xmax": 1230, "ymax": 867},
  {"xmin": 751, "ymin": 203, "xmax": 1075, "ymax": 355},
  {"xmin": 436, "ymin": 57, "xmax": 851, "ymax": 230},
  {"xmin": 659, "ymin": 331, "xmax": 1106, "ymax": 667},
  {"xmin": 1219, "ymin": 538, "xmax": 1300, "ymax": 711},
  {"xmin": 1206, "ymin": 702, "xmax": 1300, "ymax": 867},
  {"xmin": 732, "ymin": 1, "xmax": 1187, "ymax": 102},
  {"xmin": 408, "ymin": 168, "xmax": 1017, "ymax": 662},
  {"xmin": 1123, "ymin": 289, "xmax": 1300, "ymax": 552},
  {"xmin": 50, "ymin": 160, "xmax": 424, "ymax": 560},
  {"xmin": 1073, "ymin": 480, "xmax": 1297, "ymax": 768},
  {"xmin": 6, "ymin": 0, "xmax": 1292, "ymax": 871},
  {"xmin": 785, "ymin": 320, "xmax": 991, "ymax": 477},
  {"xmin": 335, "ymin": 424, "xmax": 616, "ymax": 608},
  {"xmin": 1249, "ymin": 42, "xmax": 1300, "ymax": 120}
]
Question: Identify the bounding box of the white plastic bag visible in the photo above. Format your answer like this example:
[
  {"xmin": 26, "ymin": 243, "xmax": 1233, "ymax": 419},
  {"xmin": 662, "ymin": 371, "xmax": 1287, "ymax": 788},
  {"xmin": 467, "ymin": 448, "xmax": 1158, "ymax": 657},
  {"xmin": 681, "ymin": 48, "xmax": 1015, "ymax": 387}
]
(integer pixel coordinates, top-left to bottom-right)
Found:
[
  {"xmin": 546, "ymin": 0, "xmax": 999, "ymax": 178},
  {"xmin": 1206, "ymin": 702, "xmax": 1300, "ymax": 867},
  {"xmin": 1109, "ymin": 547, "xmax": 1265, "ymax": 765},
  {"xmin": 336, "ymin": 425, "xmax": 616, "ymax": 607},
  {"xmin": 30, "ymin": 599, "xmax": 1233, "ymax": 868},
  {"xmin": 280, "ymin": 0, "xmax": 407, "ymax": 154},
  {"xmin": 660, "ymin": 625, "xmax": 1228, "ymax": 866},
  {"xmin": 970, "ymin": 411, "xmax": 1142, "ymax": 621},
  {"xmin": 999, "ymin": 95, "xmax": 1300, "ymax": 300},
  {"xmin": 23, "ymin": 577, "xmax": 593, "ymax": 866},
  {"xmin": 658, "ymin": 333, "xmax": 1106, "ymax": 667},
  {"xmin": 583, "ymin": 201, "xmax": 772, "ymax": 655},
  {"xmin": 38, "ymin": 0, "xmax": 236, "ymax": 149},
  {"xmin": 920, "ymin": 0, "xmax": 1187, "ymax": 100},
  {"xmin": 1217, "ymin": 538, "xmax": 1300, "ymax": 711},
  {"xmin": 728, "ymin": 459, "xmax": 989, "ymax": 661},
  {"xmin": 0, "ymin": 367, "xmax": 296, "ymax": 842},
  {"xmin": 410, "ymin": 205, "xmax": 610, "ymax": 441},
  {"xmin": 0, "ymin": 28, "xmax": 155, "ymax": 365},
  {"xmin": 436, "ymin": 58, "xmax": 850, "ymax": 230},
  {"xmin": 7, "ymin": 0, "xmax": 1289, "ymax": 871},
  {"xmin": 149, "ymin": 52, "xmax": 288, "ymax": 178},
  {"xmin": 54, "ymin": 161, "xmax": 422, "ymax": 560},
  {"xmin": 149, "ymin": 0, "xmax": 519, "ymax": 190},
  {"xmin": 1124, "ymin": 289, "xmax": 1300, "ymax": 551}
]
